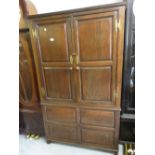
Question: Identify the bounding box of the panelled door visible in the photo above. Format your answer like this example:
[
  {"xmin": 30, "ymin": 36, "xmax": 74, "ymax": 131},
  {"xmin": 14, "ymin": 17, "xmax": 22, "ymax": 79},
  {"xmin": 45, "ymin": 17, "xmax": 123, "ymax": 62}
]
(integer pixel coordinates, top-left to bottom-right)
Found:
[
  {"xmin": 32, "ymin": 17, "xmax": 76, "ymax": 103},
  {"xmin": 31, "ymin": 8, "xmax": 123, "ymax": 107},
  {"xmin": 72, "ymin": 11, "xmax": 118, "ymax": 106}
]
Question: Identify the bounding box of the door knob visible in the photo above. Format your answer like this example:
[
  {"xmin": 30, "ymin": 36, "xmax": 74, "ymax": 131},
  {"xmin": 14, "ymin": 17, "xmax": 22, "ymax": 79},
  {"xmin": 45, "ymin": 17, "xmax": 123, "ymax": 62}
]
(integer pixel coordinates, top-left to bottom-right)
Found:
[
  {"xmin": 76, "ymin": 66, "xmax": 80, "ymax": 70},
  {"xmin": 69, "ymin": 67, "xmax": 73, "ymax": 70}
]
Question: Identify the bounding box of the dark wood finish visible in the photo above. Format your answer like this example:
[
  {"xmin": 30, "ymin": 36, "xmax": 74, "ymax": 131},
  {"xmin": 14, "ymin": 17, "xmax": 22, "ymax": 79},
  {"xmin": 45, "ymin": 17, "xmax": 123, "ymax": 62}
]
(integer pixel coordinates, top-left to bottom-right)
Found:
[
  {"xmin": 45, "ymin": 106, "xmax": 76, "ymax": 123},
  {"xmin": 44, "ymin": 69, "xmax": 72, "ymax": 99},
  {"xmin": 80, "ymin": 109, "xmax": 114, "ymax": 127},
  {"xmin": 19, "ymin": 29, "xmax": 44, "ymax": 135},
  {"xmin": 29, "ymin": 17, "xmax": 75, "ymax": 103},
  {"xmin": 38, "ymin": 23, "xmax": 69, "ymax": 62},
  {"xmin": 29, "ymin": 2, "xmax": 126, "ymax": 154},
  {"xmin": 80, "ymin": 67, "xmax": 112, "ymax": 102},
  {"xmin": 47, "ymin": 123, "xmax": 78, "ymax": 142},
  {"xmin": 81, "ymin": 127, "xmax": 114, "ymax": 148},
  {"xmin": 74, "ymin": 13, "xmax": 113, "ymax": 62},
  {"xmin": 71, "ymin": 7, "xmax": 124, "ymax": 107},
  {"xmin": 19, "ymin": 30, "xmax": 38, "ymax": 108}
]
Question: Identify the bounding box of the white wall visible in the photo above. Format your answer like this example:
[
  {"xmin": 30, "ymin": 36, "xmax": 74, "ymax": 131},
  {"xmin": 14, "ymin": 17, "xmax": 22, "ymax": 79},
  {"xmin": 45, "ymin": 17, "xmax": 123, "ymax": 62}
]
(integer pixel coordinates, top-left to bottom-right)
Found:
[{"xmin": 30, "ymin": 0, "xmax": 123, "ymax": 14}]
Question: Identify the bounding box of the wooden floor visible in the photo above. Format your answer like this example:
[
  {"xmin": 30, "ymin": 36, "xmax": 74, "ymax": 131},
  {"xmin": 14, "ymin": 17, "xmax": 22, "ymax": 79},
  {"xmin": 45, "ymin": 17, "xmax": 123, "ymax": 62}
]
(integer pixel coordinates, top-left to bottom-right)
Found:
[{"xmin": 19, "ymin": 134, "xmax": 124, "ymax": 155}]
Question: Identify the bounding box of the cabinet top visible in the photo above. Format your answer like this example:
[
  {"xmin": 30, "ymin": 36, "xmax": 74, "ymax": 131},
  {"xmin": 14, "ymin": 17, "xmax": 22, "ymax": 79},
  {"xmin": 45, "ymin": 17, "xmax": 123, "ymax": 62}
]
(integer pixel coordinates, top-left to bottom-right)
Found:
[{"xmin": 27, "ymin": 1, "xmax": 126, "ymax": 19}]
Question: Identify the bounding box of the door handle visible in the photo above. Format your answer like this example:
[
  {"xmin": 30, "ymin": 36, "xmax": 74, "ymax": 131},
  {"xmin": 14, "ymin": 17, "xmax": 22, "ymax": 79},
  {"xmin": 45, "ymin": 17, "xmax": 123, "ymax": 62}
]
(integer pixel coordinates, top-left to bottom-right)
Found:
[
  {"xmin": 70, "ymin": 54, "xmax": 80, "ymax": 70},
  {"xmin": 75, "ymin": 55, "xmax": 80, "ymax": 70},
  {"xmin": 75, "ymin": 55, "xmax": 79, "ymax": 65},
  {"xmin": 76, "ymin": 66, "xmax": 80, "ymax": 70},
  {"xmin": 69, "ymin": 55, "xmax": 73, "ymax": 65}
]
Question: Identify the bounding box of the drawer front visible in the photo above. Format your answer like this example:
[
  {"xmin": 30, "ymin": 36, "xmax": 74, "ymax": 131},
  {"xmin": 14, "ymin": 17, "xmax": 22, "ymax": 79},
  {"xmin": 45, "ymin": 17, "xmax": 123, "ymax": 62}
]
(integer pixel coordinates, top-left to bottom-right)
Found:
[
  {"xmin": 44, "ymin": 106, "xmax": 76, "ymax": 123},
  {"xmin": 80, "ymin": 109, "xmax": 114, "ymax": 127},
  {"xmin": 47, "ymin": 123, "xmax": 78, "ymax": 142},
  {"xmin": 81, "ymin": 127, "xmax": 114, "ymax": 148}
]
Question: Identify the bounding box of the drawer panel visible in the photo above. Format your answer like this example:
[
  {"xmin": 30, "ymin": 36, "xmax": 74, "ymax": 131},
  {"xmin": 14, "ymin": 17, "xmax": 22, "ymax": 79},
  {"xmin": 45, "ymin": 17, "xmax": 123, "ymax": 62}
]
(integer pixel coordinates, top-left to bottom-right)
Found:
[
  {"xmin": 45, "ymin": 106, "xmax": 76, "ymax": 123},
  {"xmin": 47, "ymin": 123, "xmax": 78, "ymax": 142},
  {"xmin": 81, "ymin": 127, "xmax": 114, "ymax": 147},
  {"xmin": 80, "ymin": 109, "xmax": 114, "ymax": 127}
]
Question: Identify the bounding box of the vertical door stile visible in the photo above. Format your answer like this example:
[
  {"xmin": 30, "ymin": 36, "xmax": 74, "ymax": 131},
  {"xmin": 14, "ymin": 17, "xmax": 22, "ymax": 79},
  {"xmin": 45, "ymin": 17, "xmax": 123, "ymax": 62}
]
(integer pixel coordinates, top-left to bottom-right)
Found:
[
  {"xmin": 73, "ymin": 16, "xmax": 83, "ymax": 103},
  {"xmin": 71, "ymin": 15, "xmax": 82, "ymax": 143},
  {"xmin": 112, "ymin": 12, "xmax": 119, "ymax": 107},
  {"xmin": 71, "ymin": 15, "xmax": 79, "ymax": 103},
  {"xmin": 67, "ymin": 16, "xmax": 75, "ymax": 102}
]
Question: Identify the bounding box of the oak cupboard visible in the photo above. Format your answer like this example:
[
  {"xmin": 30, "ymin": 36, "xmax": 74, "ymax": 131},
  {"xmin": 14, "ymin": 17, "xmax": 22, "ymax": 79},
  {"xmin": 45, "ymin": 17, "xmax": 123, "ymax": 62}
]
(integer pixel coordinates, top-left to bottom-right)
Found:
[{"xmin": 28, "ymin": 2, "xmax": 126, "ymax": 154}]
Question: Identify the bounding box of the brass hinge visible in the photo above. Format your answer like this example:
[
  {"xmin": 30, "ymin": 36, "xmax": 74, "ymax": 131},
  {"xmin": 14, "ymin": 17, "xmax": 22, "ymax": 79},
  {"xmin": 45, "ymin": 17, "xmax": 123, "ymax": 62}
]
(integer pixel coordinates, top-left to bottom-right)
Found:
[
  {"xmin": 115, "ymin": 19, "xmax": 120, "ymax": 32},
  {"xmin": 32, "ymin": 29, "xmax": 37, "ymax": 38}
]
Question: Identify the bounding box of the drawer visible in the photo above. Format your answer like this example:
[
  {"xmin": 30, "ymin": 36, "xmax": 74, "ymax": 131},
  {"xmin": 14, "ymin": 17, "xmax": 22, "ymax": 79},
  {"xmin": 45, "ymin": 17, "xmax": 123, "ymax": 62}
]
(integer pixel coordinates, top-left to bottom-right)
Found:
[
  {"xmin": 44, "ymin": 106, "xmax": 76, "ymax": 123},
  {"xmin": 80, "ymin": 109, "xmax": 114, "ymax": 127},
  {"xmin": 47, "ymin": 123, "xmax": 78, "ymax": 142},
  {"xmin": 81, "ymin": 126, "xmax": 114, "ymax": 148}
]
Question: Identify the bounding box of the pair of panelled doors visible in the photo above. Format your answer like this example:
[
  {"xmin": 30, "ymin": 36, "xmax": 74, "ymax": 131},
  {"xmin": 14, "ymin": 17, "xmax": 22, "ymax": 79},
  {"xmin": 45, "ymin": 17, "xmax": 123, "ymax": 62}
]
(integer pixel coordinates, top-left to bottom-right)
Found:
[{"xmin": 30, "ymin": 6, "xmax": 125, "ymax": 108}]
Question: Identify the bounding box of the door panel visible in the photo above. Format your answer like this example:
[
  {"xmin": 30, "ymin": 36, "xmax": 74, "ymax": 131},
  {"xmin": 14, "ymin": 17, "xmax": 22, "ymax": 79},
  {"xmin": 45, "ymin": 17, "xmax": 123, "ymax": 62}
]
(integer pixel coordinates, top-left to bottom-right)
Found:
[
  {"xmin": 80, "ymin": 109, "xmax": 114, "ymax": 127},
  {"xmin": 45, "ymin": 106, "xmax": 76, "ymax": 123},
  {"xmin": 80, "ymin": 67, "xmax": 112, "ymax": 102},
  {"xmin": 73, "ymin": 12, "xmax": 117, "ymax": 62},
  {"xmin": 38, "ymin": 23, "xmax": 69, "ymax": 62},
  {"xmin": 43, "ymin": 68, "xmax": 72, "ymax": 100},
  {"xmin": 47, "ymin": 123, "xmax": 78, "ymax": 142},
  {"xmin": 77, "ymin": 17, "xmax": 112, "ymax": 61},
  {"xmin": 81, "ymin": 127, "xmax": 114, "ymax": 148},
  {"xmin": 73, "ymin": 11, "xmax": 117, "ymax": 105}
]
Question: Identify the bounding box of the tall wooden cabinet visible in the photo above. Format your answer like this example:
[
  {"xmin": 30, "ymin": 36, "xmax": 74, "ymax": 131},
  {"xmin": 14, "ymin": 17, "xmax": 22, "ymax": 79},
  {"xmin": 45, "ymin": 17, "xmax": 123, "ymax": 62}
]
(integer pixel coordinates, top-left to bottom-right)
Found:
[
  {"xmin": 29, "ymin": 2, "xmax": 126, "ymax": 154},
  {"xmin": 19, "ymin": 29, "xmax": 44, "ymax": 135}
]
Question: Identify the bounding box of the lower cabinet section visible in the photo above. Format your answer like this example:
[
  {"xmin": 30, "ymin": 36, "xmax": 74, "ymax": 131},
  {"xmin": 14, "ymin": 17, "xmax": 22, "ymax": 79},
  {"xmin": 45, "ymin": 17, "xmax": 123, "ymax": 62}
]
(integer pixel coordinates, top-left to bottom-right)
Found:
[{"xmin": 42, "ymin": 105, "xmax": 119, "ymax": 151}]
